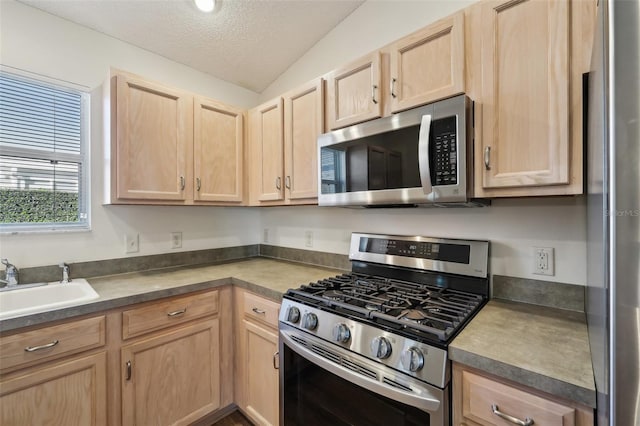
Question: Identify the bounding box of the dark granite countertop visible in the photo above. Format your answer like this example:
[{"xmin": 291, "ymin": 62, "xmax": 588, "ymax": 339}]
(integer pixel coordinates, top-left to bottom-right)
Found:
[
  {"xmin": 450, "ymin": 299, "xmax": 596, "ymax": 408},
  {"xmin": 0, "ymin": 258, "xmax": 341, "ymax": 333}
]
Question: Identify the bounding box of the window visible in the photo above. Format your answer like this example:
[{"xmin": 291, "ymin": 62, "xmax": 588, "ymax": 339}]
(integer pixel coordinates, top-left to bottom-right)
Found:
[{"xmin": 0, "ymin": 70, "xmax": 90, "ymax": 232}]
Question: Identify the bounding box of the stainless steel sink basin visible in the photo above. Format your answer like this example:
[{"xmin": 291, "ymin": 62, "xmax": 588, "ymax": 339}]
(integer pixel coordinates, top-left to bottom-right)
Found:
[{"xmin": 0, "ymin": 279, "xmax": 99, "ymax": 320}]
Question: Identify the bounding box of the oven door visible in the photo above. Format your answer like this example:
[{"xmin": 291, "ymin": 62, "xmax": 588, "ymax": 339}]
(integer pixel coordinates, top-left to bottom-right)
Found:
[{"xmin": 279, "ymin": 324, "xmax": 448, "ymax": 426}]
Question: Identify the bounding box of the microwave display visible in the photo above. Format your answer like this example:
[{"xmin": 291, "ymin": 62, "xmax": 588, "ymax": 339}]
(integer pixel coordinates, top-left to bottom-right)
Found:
[{"xmin": 320, "ymin": 116, "xmax": 458, "ymax": 195}]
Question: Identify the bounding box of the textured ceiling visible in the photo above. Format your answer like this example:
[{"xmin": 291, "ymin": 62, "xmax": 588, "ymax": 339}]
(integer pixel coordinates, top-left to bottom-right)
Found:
[{"xmin": 18, "ymin": 0, "xmax": 364, "ymax": 93}]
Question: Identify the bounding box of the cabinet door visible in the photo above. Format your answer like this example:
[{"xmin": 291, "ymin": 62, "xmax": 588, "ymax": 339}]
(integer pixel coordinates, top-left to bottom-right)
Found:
[
  {"xmin": 243, "ymin": 320, "xmax": 279, "ymax": 426},
  {"xmin": 389, "ymin": 11, "xmax": 465, "ymax": 113},
  {"xmin": 193, "ymin": 98, "xmax": 244, "ymax": 203},
  {"xmin": 480, "ymin": 0, "xmax": 570, "ymax": 189},
  {"xmin": 115, "ymin": 74, "xmax": 193, "ymax": 201},
  {"xmin": 249, "ymin": 98, "xmax": 284, "ymax": 203},
  {"xmin": 284, "ymin": 78, "xmax": 324, "ymax": 202},
  {"xmin": 121, "ymin": 320, "xmax": 220, "ymax": 426},
  {"xmin": 326, "ymin": 52, "xmax": 382, "ymax": 130},
  {"xmin": 0, "ymin": 352, "xmax": 107, "ymax": 426}
]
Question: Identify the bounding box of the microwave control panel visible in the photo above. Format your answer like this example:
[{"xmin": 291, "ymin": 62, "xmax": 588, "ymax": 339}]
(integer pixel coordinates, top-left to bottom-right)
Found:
[{"xmin": 432, "ymin": 116, "xmax": 458, "ymax": 186}]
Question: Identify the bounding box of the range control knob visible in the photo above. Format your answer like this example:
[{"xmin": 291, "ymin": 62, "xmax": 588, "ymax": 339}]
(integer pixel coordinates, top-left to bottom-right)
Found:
[
  {"xmin": 301, "ymin": 312, "xmax": 318, "ymax": 331},
  {"xmin": 400, "ymin": 347, "xmax": 425, "ymax": 372},
  {"xmin": 286, "ymin": 306, "xmax": 300, "ymax": 323},
  {"xmin": 331, "ymin": 323, "xmax": 351, "ymax": 343},
  {"xmin": 370, "ymin": 336, "xmax": 392, "ymax": 359}
]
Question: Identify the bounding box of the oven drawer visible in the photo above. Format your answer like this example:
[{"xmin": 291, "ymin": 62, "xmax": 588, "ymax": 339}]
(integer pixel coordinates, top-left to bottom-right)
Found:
[
  {"xmin": 456, "ymin": 366, "xmax": 593, "ymax": 426},
  {"xmin": 0, "ymin": 315, "xmax": 106, "ymax": 374},
  {"xmin": 242, "ymin": 291, "xmax": 279, "ymax": 328},
  {"xmin": 122, "ymin": 290, "xmax": 219, "ymax": 339}
]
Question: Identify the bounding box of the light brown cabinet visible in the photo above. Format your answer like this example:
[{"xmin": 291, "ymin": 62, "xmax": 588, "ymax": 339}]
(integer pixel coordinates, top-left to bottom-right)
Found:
[
  {"xmin": 249, "ymin": 78, "xmax": 324, "ymax": 205},
  {"xmin": 389, "ymin": 11, "xmax": 465, "ymax": 114},
  {"xmin": 121, "ymin": 319, "xmax": 220, "ymax": 426},
  {"xmin": 469, "ymin": 0, "xmax": 596, "ymax": 197},
  {"xmin": 0, "ymin": 315, "xmax": 108, "ymax": 426},
  {"xmin": 234, "ymin": 288, "xmax": 280, "ymax": 426},
  {"xmin": 453, "ymin": 363, "xmax": 594, "ymax": 426},
  {"xmin": 326, "ymin": 52, "xmax": 382, "ymax": 130},
  {"xmin": 326, "ymin": 12, "xmax": 464, "ymax": 130},
  {"xmin": 108, "ymin": 71, "xmax": 244, "ymax": 205}
]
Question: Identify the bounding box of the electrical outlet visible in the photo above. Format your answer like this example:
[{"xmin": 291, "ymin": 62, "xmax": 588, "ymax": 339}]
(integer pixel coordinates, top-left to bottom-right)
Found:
[
  {"xmin": 533, "ymin": 247, "xmax": 554, "ymax": 276},
  {"xmin": 305, "ymin": 230, "xmax": 314, "ymax": 248},
  {"xmin": 263, "ymin": 228, "xmax": 269, "ymax": 243},
  {"xmin": 171, "ymin": 232, "xmax": 182, "ymax": 249},
  {"xmin": 125, "ymin": 233, "xmax": 139, "ymax": 254}
]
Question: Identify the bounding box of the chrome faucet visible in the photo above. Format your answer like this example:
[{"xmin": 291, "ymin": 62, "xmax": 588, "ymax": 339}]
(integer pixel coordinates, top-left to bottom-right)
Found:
[
  {"xmin": 1, "ymin": 259, "xmax": 19, "ymax": 287},
  {"xmin": 59, "ymin": 262, "xmax": 72, "ymax": 284}
]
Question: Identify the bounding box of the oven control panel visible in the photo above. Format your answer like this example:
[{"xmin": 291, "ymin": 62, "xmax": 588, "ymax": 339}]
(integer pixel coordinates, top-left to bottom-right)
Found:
[{"xmin": 279, "ymin": 299, "xmax": 450, "ymax": 389}]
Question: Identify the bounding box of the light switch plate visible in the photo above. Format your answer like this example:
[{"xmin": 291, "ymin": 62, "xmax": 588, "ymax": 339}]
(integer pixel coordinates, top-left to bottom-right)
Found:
[{"xmin": 125, "ymin": 233, "xmax": 139, "ymax": 253}]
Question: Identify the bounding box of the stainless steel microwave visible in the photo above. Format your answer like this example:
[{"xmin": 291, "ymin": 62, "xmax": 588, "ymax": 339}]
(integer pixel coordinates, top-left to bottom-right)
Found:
[{"xmin": 317, "ymin": 94, "xmax": 488, "ymax": 207}]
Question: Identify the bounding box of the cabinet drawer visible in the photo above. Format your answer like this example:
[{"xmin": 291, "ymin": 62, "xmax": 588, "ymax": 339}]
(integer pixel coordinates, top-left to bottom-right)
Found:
[
  {"xmin": 122, "ymin": 290, "xmax": 219, "ymax": 339},
  {"xmin": 461, "ymin": 370, "xmax": 578, "ymax": 426},
  {"xmin": 0, "ymin": 315, "xmax": 106, "ymax": 374},
  {"xmin": 243, "ymin": 292, "xmax": 279, "ymax": 329}
]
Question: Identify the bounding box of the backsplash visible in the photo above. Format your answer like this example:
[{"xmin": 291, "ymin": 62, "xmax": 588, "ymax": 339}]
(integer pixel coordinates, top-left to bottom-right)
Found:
[{"xmin": 492, "ymin": 275, "xmax": 585, "ymax": 312}]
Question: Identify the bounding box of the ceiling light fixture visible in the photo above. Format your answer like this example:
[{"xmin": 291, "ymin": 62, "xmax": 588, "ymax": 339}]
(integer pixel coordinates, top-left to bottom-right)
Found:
[{"xmin": 194, "ymin": 0, "xmax": 216, "ymax": 13}]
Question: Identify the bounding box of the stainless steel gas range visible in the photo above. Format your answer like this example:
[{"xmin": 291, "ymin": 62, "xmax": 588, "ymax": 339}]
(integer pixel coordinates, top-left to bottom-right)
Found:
[{"xmin": 278, "ymin": 233, "xmax": 490, "ymax": 426}]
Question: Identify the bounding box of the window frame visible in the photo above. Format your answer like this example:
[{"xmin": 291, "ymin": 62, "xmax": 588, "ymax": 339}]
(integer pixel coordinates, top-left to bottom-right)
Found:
[{"xmin": 0, "ymin": 67, "xmax": 91, "ymax": 234}]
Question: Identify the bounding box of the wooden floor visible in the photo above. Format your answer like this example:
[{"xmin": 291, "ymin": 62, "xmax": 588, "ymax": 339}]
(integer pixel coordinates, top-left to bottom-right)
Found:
[{"xmin": 211, "ymin": 410, "xmax": 254, "ymax": 426}]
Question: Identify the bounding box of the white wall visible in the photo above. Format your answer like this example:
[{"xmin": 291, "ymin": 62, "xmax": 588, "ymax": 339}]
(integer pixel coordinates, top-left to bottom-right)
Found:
[
  {"xmin": 0, "ymin": 0, "xmax": 262, "ymax": 268},
  {"xmin": 260, "ymin": 0, "xmax": 476, "ymax": 102},
  {"xmin": 261, "ymin": 198, "xmax": 587, "ymax": 286},
  {"xmin": 258, "ymin": 0, "xmax": 588, "ymax": 286}
]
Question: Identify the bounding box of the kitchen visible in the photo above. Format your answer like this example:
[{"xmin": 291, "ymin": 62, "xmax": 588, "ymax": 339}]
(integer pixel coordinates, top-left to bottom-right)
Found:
[{"xmin": 0, "ymin": 0, "xmax": 636, "ymax": 425}]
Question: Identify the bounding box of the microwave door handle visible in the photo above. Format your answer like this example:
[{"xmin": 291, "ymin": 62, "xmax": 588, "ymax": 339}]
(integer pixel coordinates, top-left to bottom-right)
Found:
[{"xmin": 418, "ymin": 114, "xmax": 433, "ymax": 195}]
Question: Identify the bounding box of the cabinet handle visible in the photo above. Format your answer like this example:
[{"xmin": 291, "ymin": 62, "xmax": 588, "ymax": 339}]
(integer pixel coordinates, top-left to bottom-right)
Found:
[
  {"xmin": 491, "ymin": 404, "xmax": 534, "ymax": 426},
  {"xmin": 126, "ymin": 361, "xmax": 132, "ymax": 381},
  {"xmin": 196, "ymin": 177, "xmax": 201, "ymax": 192},
  {"xmin": 285, "ymin": 176, "xmax": 291, "ymax": 189},
  {"xmin": 24, "ymin": 340, "xmax": 59, "ymax": 352},
  {"xmin": 273, "ymin": 351, "xmax": 279, "ymax": 370},
  {"xmin": 275, "ymin": 177, "xmax": 282, "ymax": 190},
  {"xmin": 372, "ymin": 85, "xmax": 378, "ymax": 104},
  {"xmin": 167, "ymin": 308, "xmax": 187, "ymax": 317},
  {"xmin": 252, "ymin": 307, "xmax": 266, "ymax": 315},
  {"xmin": 180, "ymin": 176, "xmax": 185, "ymax": 190},
  {"xmin": 484, "ymin": 146, "xmax": 491, "ymax": 170},
  {"xmin": 390, "ymin": 78, "xmax": 397, "ymax": 98}
]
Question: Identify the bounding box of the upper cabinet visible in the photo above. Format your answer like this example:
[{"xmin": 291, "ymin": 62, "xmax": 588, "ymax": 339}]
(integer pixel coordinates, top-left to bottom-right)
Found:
[
  {"xmin": 249, "ymin": 78, "xmax": 324, "ymax": 205},
  {"xmin": 470, "ymin": 0, "xmax": 595, "ymax": 197},
  {"xmin": 193, "ymin": 97, "xmax": 244, "ymax": 203},
  {"xmin": 113, "ymin": 74, "xmax": 193, "ymax": 202},
  {"xmin": 107, "ymin": 71, "xmax": 245, "ymax": 205},
  {"xmin": 326, "ymin": 52, "xmax": 382, "ymax": 130},
  {"xmin": 325, "ymin": 13, "xmax": 465, "ymax": 131},
  {"xmin": 389, "ymin": 11, "xmax": 465, "ymax": 113}
]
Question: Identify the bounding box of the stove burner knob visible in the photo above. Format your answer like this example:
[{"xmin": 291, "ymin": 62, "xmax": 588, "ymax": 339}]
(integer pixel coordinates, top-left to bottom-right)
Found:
[
  {"xmin": 370, "ymin": 336, "xmax": 392, "ymax": 359},
  {"xmin": 286, "ymin": 306, "xmax": 300, "ymax": 323},
  {"xmin": 301, "ymin": 313, "xmax": 318, "ymax": 331},
  {"xmin": 400, "ymin": 347, "xmax": 425, "ymax": 372},
  {"xmin": 331, "ymin": 323, "xmax": 351, "ymax": 343}
]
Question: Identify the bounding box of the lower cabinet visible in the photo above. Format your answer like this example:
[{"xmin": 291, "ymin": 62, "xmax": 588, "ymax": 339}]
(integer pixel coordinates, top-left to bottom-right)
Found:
[
  {"xmin": 121, "ymin": 319, "xmax": 220, "ymax": 426},
  {"xmin": 0, "ymin": 352, "xmax": 107, "ymax": 426},
  {"xmin": 453, "ymin": 363, "xmax": 594, "ymax": 426},
  {"xmin": 234, "ymin": 288, "xmax": 280, "ymax": 426}
]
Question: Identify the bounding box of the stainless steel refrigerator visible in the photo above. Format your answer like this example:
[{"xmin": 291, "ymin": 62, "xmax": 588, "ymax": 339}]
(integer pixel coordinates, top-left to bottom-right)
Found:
[{"xmin": 587, "ymin": 1, "xmax": 640, "ymax": 425}]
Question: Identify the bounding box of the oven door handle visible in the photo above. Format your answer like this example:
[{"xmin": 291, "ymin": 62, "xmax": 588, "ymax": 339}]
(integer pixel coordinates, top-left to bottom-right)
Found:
[
  {"xmin": 281, "ymin": 330, "xmax": 441, "ymax": 413},
  {"xmin": 418, "ymin": 114, "xmax": 433, "ymax": 196}
]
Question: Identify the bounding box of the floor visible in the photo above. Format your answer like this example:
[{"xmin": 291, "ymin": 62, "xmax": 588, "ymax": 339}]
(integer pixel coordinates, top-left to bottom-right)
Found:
[{"xmin": 211, "ymin": 411, "xmax": 253, "ymax": 426}]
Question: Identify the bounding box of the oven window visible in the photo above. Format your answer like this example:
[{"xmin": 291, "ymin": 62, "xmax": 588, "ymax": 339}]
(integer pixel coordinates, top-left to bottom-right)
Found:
[{"xmin": 282, "ymin": 344, "xmax": 432, "ymax": 426}]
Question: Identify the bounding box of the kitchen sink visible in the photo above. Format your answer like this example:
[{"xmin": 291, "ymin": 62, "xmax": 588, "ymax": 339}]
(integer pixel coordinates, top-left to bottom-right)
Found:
[{"xmin": 0, "ymin": 279, "xmax": 99, "ymax": 320}]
